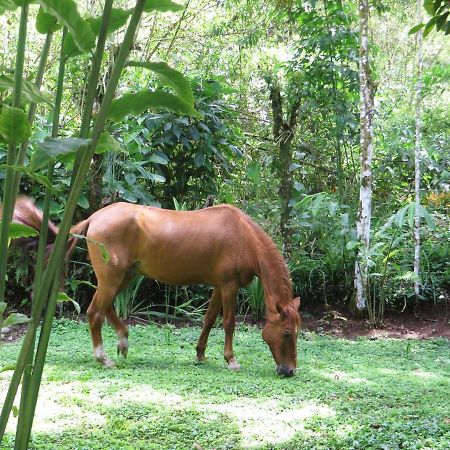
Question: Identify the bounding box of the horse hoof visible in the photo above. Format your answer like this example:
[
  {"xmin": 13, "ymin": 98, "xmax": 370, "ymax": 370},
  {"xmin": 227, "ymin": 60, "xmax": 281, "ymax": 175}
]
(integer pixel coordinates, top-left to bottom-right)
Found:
[
  {"xmin": 227, "ymin": 361, "xmax": 241, "ymax": 371},
  {"xmin": 117, "ymin": 337, "xmax": 129, "ymax": 358},
  {"xmin": 102, "ymin": 358, "xmax": 116, "ymax": 369}
]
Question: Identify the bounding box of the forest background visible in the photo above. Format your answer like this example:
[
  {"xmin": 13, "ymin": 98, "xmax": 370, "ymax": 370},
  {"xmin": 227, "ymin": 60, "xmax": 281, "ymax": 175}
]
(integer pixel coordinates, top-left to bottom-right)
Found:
[{"xmin": 1, "ymin": 0, "xmax": 449, "ymax": 325}]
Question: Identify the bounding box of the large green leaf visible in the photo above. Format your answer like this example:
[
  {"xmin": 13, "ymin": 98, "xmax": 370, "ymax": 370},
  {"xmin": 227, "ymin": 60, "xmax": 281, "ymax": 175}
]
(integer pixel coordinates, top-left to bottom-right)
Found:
[
  {"xmin": 31, "ymin": 136, "xmax": 90, "ymax": 169},
  {"xmin": 36, "ymin": 5, "xmax": 61, "ymax": 33},
  {"xmin": 0, "ymin": 106, "xmax": 31, "ymax": 144},
  {"xmin": 64, "ymin": 8, "xmax": 131, "ymax": 57},
  {"xmin": 424, "ymin": 0, "xmax": 436, "ymax": 16},
  {"xmin": 36, "ymin": 0, "xmax": 95, "ymax": 53},
  {"xmin": 0, "ymin": 222, "xmax": 39, "ymax": 239},
  {"xmin": 143, "ymin": 0, "xmax": 184, "ymax": 13},
  {"xmin": 94, "ymin": 131, "xmax": 123, "ymax": 154},
  {"xmin": 0, "ymin": 74, "xmax": 52, "ymax": 106},
  {"xmin": 0, "ymin": 0, "xmax": 18, "ymax": 14},
  {"xmin": 3, "ymin": 312, "xmax": 31, "ymax": 328},
  {"xmin": 127, "ymin": 61, "xmax": 194, "ymax": 104},
  {"xmin": 56, "ymin": 292, "xmax": 80, "ymax": 315},
  {"xmin": 108, "ymin": 90, "xmax": 202, "ymax": 122}
]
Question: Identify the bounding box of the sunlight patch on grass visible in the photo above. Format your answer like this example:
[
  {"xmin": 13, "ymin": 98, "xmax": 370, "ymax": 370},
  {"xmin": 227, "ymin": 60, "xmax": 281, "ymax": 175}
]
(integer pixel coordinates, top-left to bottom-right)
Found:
[{"xmin": 205, "ymin": 399, "xmax": 334, "ymax": 447}]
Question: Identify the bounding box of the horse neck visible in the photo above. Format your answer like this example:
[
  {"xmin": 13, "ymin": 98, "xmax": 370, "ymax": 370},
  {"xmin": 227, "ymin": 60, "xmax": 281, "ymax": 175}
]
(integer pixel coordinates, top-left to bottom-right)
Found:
[{"xmin": 254, "ymin": 243, "xmax": 292, "ymax": 319}]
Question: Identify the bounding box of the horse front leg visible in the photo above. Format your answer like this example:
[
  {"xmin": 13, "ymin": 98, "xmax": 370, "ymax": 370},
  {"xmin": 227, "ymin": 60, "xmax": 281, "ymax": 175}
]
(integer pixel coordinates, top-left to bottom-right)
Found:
[
  {"xmin": 221, "ymin": 284, "xmax": 240, "ymax": 370},
  {"xmin": 196, "ymin": 288, "xmax": 222, "ymax": 361}
]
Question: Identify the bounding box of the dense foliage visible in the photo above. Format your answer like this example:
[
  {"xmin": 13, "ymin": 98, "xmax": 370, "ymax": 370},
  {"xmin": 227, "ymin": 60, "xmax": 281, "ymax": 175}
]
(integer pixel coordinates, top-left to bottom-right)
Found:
[{"xmin": 1, "ymin": 0, "xmax": 448, "ymax": 322}]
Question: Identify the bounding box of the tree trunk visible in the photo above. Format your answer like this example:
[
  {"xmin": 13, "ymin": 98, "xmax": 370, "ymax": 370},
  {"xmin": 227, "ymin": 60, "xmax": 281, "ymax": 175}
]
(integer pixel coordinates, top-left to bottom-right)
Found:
[
  {"xmin": 414, "ymin": 0, "xmax": 423, "ymax": 305},
  {"xmin": 88, "ymin": 44, "xmax": 119, "ymax": 214},
  {"xmin": 268, "ymin": 81, "xmax": 300, "ymax": 260},
  {"xmin": 354, "ymin": 0, "xmax": 374, "ymax": 310}
]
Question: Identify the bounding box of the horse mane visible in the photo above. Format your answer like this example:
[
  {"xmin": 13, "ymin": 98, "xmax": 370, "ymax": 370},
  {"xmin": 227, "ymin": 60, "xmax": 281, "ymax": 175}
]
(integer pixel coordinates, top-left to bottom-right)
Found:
[{"xmin": 242, "ymin": 212, "xmax": 293, "ymax": 302}]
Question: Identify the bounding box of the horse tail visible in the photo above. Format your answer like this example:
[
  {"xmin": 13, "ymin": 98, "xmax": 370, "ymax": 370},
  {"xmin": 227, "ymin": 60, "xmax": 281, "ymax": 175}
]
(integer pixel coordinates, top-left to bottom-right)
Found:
[{"xmin": 10, "ymin": 196, "xmax": 60, "ymax": 248}]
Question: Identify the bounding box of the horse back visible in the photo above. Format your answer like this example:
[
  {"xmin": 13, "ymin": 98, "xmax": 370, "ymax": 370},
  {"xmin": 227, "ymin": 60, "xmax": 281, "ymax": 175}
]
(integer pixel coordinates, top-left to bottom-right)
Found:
[{"xmin": 85, "ymin": 203, "xmax": 257, "ymax": 287}]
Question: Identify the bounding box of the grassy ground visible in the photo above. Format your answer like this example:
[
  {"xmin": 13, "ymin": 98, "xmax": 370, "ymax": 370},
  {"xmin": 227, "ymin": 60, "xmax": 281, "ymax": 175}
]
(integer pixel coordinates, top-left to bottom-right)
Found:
[{"xmin": 0, "ymin": 319, "xmax": 449, "ymax": 450}]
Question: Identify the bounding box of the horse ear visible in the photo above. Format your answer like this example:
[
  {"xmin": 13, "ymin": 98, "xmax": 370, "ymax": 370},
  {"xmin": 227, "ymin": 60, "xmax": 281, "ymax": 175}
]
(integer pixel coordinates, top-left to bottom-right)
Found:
[
  {"xmin": 293, "ymin": 296, "xmax": 301, "ymax": 311},
  {"xmin": 276, "ymin": 302, "xmax": 287, "ymax": 320}
]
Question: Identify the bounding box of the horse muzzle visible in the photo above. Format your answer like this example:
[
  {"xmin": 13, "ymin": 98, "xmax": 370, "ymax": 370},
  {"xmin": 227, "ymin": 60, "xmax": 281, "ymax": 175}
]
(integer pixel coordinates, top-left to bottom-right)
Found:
[{"xmin": 276, "ymin": 364, "xmax": 295, "ymax": 377}]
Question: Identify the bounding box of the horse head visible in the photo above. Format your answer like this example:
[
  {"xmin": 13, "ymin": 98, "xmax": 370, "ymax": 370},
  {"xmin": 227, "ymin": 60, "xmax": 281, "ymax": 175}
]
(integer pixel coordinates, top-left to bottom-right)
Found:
[{"xmin": 262, "ymin": 296, "xmax": 301, "ymax": 377}]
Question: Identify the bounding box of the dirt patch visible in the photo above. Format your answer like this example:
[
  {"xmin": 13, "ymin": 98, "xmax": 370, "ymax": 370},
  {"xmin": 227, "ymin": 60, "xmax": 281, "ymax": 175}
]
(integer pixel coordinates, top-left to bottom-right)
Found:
[
  {"xmin": 302, "ymin": 310, "xmax": 450, "ymax": 339},
  {"xmin": 2, "ymin": 311, "xmax": 450, "ymax": 345}
]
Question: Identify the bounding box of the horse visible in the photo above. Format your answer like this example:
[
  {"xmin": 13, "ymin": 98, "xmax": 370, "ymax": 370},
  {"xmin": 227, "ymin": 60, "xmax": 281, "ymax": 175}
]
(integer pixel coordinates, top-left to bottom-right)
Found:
[{"xmin": 12, "ymin": 198, "xmax": 301, "ymax": 377}]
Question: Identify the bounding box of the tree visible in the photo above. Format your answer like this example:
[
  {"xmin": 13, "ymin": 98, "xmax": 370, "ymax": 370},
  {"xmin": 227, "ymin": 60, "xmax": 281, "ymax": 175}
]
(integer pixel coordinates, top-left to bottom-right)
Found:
[
  {"xmin": 354, "ymin": 0, "xmax": 375, "ymax": 311},
  {"xmin": 266, "ymin": 77, "xmax": 301, "ymax": 260},
  {"xmin": 414, "ymin": 0, "xmax": 424, "ymax": 304}
]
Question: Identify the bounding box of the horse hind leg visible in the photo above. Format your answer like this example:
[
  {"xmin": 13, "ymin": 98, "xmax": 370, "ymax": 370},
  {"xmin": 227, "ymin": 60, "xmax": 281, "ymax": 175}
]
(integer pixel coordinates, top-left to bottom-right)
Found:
[
  {"xmin": 221, "ymin": 283, "xmax": 240, "ymax": 370},
  {"xmin": 105, "ymin": 273, "xmax": 133, "ymax": 358},
  {"xmin": 87, "ymin": 273, "xmax": 127, "ymax": 368},
  {"xmin": 196, "ymin": 288, "xmax": 222, "ymax": 362}
]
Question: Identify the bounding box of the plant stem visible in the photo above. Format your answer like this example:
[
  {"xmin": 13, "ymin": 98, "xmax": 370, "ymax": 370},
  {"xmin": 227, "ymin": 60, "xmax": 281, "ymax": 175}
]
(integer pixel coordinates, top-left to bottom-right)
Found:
[
  {"xmin": 72, "ymin": 0, "xmax": 115, "ymax": 181},
  {"xmin": 12, "ymin": 32, "xmax": 53, "ymax": 199},
  {"xmin": 0, "ymin": 3, "xmax": 29, "ymax": 312}
]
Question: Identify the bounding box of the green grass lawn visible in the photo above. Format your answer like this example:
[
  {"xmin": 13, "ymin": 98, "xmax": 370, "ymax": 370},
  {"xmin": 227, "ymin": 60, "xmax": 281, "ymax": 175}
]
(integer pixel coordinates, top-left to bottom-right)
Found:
[{"xmin": 1, "ymin": 319, "xmax": 449, "ymax": 449}]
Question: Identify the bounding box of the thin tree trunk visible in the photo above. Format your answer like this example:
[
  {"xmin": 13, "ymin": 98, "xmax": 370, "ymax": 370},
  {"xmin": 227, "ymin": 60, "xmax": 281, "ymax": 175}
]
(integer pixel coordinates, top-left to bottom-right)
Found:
[
  {"xmin": 268, "ymin": 81, "xmax": 300, "ymax": 260},
  {"xmin": 414, "ymin": 0, "xmax": 423, "ymax": 304},
  {"xmin": 354, "ymin": 0, "xmax": 374, "ymax": 310}
]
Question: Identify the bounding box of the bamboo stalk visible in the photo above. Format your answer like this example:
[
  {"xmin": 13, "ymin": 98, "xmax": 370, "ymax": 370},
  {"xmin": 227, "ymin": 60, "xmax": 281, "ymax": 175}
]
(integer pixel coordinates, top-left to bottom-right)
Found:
[
  {"xmin": 0, "ymin": 3, "xmax": 29, "ymax": 310},
  {"xmin": 12, "ymin": 32, "xmax": 53, "ymax": 200},
  {"xmin": 72, "ymin": 0, "xmax": 115, "ymax": 181}
]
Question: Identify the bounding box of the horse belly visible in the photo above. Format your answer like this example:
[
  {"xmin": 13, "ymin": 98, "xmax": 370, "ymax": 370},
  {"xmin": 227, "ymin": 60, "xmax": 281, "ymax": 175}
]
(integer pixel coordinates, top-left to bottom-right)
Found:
[{"xmin": 138, "ymin": 252, "xmax": 221, "ymax": 286}]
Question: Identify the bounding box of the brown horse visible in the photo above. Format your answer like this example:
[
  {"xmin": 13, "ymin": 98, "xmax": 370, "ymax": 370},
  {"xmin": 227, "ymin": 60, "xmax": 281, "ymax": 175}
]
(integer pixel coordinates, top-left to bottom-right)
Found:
[{"xmin": 13, "ymin": 198, "xmax": 301, "ymax": 376}]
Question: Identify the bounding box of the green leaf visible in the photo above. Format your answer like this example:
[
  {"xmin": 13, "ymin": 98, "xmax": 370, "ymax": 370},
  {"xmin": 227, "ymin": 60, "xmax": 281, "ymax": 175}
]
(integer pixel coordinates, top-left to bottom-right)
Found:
[
  {"xmin": 142, "ymin": 0, "xmax": 184, "ymax": 13},
  {"xmin": 0, "ymin": 74, "xmax": 52, "ymax": 106},
  {"xmin": 416, "ymin": 204, "xmax": 436, "ymax": 229},
  {"xmin": 0, "ymin": 106, "xmax": 31, "ymax": 144},
  {"xmin": 71, "ymin": 234, "xmax": 109, "ymax": 263},
  {"xmin": 77, "ymin": 194, "xmax": 89, "ymax": 210},
  {"xmin": 0, "ymin": 301, "xmax": 6, "ymax": 314},
  {"xmin": 36, "ymin": 5, "xmax": 61, "ymax": 33},
  {"xmin": 0, "ymin": 0, "xmax": 18, "ymax": 14},
  {"xmin": 126, "ymin": 61, "xmax": 194, "ymax": 104},
  {"xmin": 3, "ymin": 312, "xmax": 31, "ymax": 327},
  {"xmin": 346, "ymin": 240, "xmax": 359, "ymax": 251},
  {"xmin": 12, "ymin": 406, "xmax": 19, "ymax": 418},
  {"xmin": 0, "ymin": 364, "xmax": 15, "ymax": 374},
  {"xmin": 247, "ymin": 161, "xmax": 261, "ymax": 186},
  {"xmin": 1, "ymin": 222, "xmax": 39, "ymax": 239},
  {"xmin": 408, "ymin": 23, "xmax": 425, "ymax": 35},
  {"xmin": 31, "ymin": 136, "xmax": 90, "ymax": 169},
  {"xmin": 108, "ymin": 90, "xmax": 203, "ymax": 122},
  {"xmin": 64, "ymin": 8, "xmax": 131, "ymax": 57},
  {"xmin": 424, "ymin": 0, "xmax": 436, "ymax": 16},
  {"xmin": 148, "ymin": 153, "xmax": 169, "ymax": 164},
  {"xmin": 94, "ymin": 131, "xmax": 123, "ymax": 154},
  {"xmin": 56, "ymin": 292, "xmax": 81, "ymax": 315},
  {"xmin": 37, "ymin": 0, "xmax": 95, "ymax": 53}
]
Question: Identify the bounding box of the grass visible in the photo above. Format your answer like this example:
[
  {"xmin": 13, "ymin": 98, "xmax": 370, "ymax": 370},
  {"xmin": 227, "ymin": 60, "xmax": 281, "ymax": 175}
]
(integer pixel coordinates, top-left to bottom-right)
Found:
[{"xmin": 0, "ymin": 319, "xmax": 449, "ymax": 449}]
